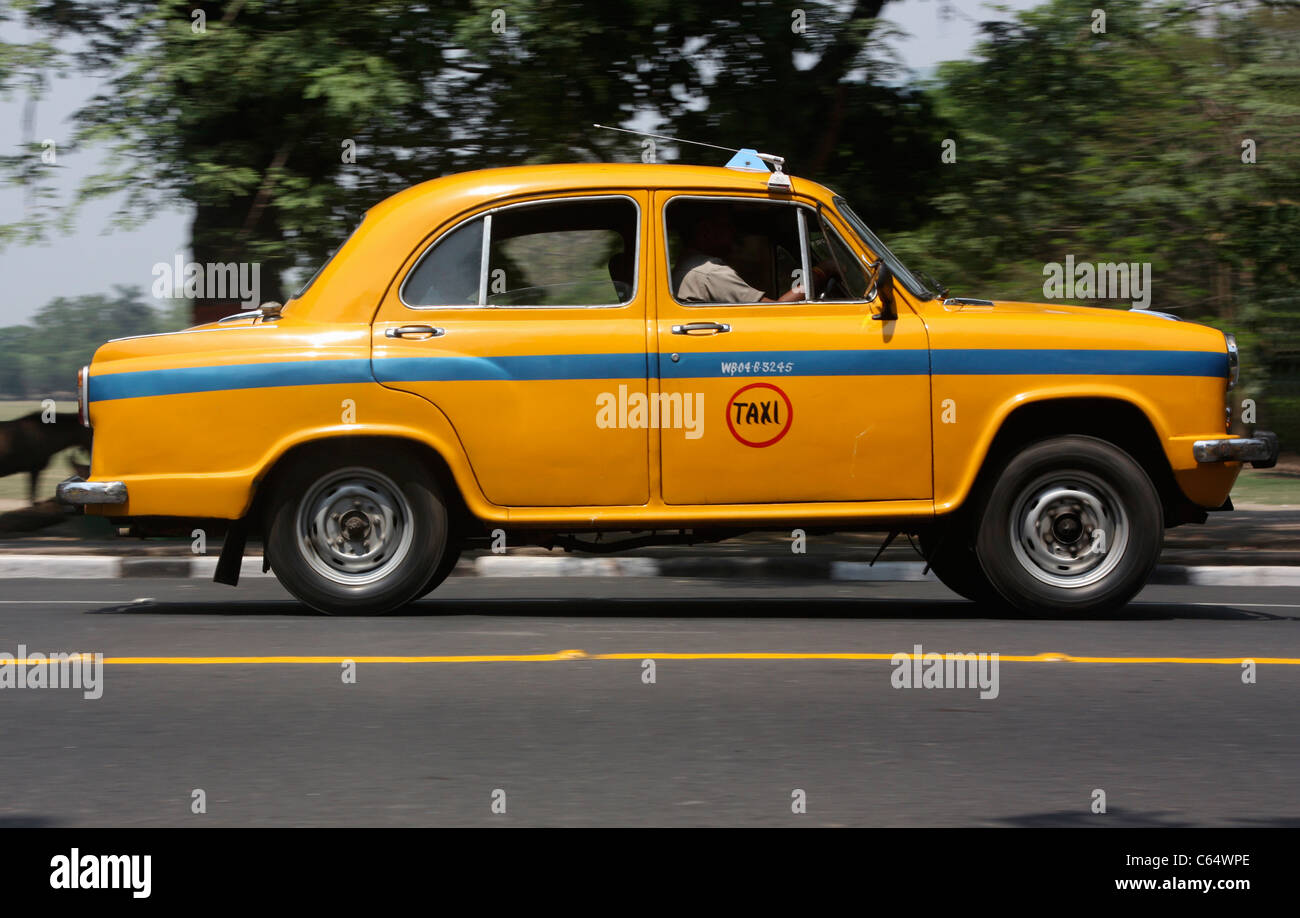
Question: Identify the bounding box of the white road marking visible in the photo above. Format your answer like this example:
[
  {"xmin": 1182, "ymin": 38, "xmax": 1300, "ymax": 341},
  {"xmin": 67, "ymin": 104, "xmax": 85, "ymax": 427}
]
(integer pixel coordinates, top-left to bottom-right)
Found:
[{"xmin": 1134, "ymin": 601, "xmax": 1300, "ymax": 609}]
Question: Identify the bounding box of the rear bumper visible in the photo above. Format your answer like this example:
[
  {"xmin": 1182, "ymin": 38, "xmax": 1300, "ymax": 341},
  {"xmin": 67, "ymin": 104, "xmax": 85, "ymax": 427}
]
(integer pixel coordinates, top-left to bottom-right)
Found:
[
  {"xmin": 55, "ymin": 476, "xmax": 128, "ymax": 506},
  {"xmin": 1192, "ymin": 431, "xmax": 1279, "ymax": 468}
]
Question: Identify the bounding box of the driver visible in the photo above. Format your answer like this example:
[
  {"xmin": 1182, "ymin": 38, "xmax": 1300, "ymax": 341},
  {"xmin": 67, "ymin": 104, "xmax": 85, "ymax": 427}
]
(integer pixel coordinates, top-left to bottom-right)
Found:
[{"xmin": 672, "ymin": 207, "xmax": 806, "ymax": 304}]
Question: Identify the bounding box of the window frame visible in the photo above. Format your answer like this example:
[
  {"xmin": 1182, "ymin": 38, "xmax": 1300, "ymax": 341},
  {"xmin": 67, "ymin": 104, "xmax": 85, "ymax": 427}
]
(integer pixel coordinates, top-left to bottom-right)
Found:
[
  {"xmin": 661, "ymin": 194, "xmax": 871, "ymax": 308},
  {"xmin": 398, "ymin": 193, "xmax": 642, "ymax": 311}
]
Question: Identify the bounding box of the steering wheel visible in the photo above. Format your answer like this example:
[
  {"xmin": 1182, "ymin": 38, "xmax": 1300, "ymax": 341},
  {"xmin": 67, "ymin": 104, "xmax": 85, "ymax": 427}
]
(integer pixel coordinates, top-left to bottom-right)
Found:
[{"xmin": 819, "ymin": 274, "xmax": 848, "ymax": 301}]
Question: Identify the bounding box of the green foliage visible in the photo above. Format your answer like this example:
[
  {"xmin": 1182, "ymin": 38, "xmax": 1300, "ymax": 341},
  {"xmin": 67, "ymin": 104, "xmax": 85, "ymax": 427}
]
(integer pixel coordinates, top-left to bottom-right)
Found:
[
  {"xmin": 883, "ymin": 0, "xmax": 1300, "ymax": 442},
  {"xmin": 0, "ymin": 287, "xmax": 189, "ymax": 397}
]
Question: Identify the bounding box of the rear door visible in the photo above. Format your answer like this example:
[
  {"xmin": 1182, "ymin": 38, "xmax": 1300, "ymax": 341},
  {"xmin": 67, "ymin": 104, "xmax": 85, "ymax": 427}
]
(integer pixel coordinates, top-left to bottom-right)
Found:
[
  {"xmin": 372, "ymin": 191, "xmax": 650, "ymax": 507},
  {"xmin": 653, "ymin": 191, "xmax": 932, "ymax": 505}
]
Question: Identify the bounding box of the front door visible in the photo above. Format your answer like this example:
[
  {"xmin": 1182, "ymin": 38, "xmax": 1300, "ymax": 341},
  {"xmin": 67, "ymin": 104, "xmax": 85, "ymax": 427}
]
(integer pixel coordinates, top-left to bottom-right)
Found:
[{"xmin": 653, "ymin": 192, "xmax": 932, "ymax": 505}]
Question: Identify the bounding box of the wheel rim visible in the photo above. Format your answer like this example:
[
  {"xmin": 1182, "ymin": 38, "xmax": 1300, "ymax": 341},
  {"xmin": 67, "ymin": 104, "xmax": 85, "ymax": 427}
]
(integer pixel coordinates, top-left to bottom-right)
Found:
[
  {"xmin": 1008, "ymin": 470, "xmax": 1129, "ymax": 589},
  {"xmin": 295, "ymin": 467, "xmax": 414, "ymax": 586}
]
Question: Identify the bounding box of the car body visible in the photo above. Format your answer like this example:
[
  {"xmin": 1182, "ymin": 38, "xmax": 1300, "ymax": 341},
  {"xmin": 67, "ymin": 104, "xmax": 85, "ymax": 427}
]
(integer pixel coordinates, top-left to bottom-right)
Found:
[{"xmin": 58, "ymin": 160, "xmax": 1278, "ymax": 614}]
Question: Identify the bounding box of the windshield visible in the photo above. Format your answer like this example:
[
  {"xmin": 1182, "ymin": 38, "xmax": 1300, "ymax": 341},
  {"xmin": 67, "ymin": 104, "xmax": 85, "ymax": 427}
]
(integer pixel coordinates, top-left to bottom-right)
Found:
[
  {"xmin": 293, "ymin": 216, "xmax": 365, "ymax": 300},
  {"xmin": 832, "ymin": 196, "xmax": 933, "ymax": 301}
]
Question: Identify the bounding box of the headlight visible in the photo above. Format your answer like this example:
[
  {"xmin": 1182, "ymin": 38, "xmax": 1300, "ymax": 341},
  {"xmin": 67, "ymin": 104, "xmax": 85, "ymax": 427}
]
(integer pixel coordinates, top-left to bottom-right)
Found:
[
  {"xmin": 1224, "ymin": 333, "xmax": 1239, "ymax": 390},
  {"xmin": 77, "ymin": 365, "xmax": 90, "ymax": 428}
]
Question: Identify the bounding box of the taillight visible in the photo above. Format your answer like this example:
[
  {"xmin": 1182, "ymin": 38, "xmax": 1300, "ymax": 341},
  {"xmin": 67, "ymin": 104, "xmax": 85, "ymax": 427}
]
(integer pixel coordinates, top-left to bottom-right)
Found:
[{"xmin": 77, "ymin": 365, "xmax": 90, "ymax": 428}]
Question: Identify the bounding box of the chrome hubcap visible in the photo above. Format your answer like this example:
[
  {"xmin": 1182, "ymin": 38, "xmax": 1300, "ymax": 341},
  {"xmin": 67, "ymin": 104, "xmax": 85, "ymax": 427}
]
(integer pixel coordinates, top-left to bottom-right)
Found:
[
  {"xmin": 296, "ymin": 467, "xmax": 414, "ymax": 585},
  {"xmin": 1010, "ymin": 472, "xmax": 1129, "ymax": 589}
]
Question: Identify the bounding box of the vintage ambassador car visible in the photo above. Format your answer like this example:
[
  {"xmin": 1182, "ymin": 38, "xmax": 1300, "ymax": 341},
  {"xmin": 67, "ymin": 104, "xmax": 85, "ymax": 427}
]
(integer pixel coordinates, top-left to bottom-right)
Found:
[{"xmin": 58, "ymin": 157, "xmax": 1278, "ymax": 616}]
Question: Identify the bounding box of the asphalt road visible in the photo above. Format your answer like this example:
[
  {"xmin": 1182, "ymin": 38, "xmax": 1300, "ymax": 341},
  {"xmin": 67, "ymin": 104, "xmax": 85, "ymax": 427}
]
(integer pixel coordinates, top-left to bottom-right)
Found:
[{"xmin": 1, "ymin": 576, "xmax": 1298, "ymax": 827}]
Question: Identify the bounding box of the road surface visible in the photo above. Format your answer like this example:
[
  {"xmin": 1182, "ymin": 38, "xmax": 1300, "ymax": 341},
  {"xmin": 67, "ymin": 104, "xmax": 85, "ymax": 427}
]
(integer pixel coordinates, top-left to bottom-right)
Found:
[{"xmin": 1, "ymin": 576, "xmax": 1297, "ymax": 827}]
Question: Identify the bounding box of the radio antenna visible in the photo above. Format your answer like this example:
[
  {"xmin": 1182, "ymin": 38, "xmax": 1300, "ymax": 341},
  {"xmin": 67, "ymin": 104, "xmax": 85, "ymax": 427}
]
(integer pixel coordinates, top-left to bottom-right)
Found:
[
  {"xmin": 591, "ymin": 123, "xmax": 789, "ymax": 189},
  {"xmin": 592, "ymin": 124, "xmax": 737, "ymax": 154}
]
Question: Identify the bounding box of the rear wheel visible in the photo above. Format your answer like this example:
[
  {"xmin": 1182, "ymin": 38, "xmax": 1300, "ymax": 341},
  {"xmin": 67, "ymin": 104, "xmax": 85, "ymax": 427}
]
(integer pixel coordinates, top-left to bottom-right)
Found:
[
  {"xmin": 266, "ymin": 446, "xmax": 449, "ymax": 615},
  {"xmin": 974, "ymin": 436, "xmax": 1162, "ymax": 616},
  {"xmin": 418, "ymin": 539, "xmax": 463, "ymax": 598}
]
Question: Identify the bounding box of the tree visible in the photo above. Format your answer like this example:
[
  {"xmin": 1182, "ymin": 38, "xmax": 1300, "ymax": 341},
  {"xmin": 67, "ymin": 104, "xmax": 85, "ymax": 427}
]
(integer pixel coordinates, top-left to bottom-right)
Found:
[
  {"xmin": 3, "ymin": 0, "xmax": 940, "ymax": 321},
  {"xmin": 884, "ymin": 0, "xmax": 1300, "ymax": 438},
  {"xmin": 0, "ymin": 287, "xmax": 180, "ymax": 397}
]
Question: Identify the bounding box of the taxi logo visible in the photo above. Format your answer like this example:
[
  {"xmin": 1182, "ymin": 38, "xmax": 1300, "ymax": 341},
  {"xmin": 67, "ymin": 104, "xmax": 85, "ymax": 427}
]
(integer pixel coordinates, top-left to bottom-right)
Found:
[{"xmin": 726, "ymin": 382, "xmax": 793, "ymax": 448}]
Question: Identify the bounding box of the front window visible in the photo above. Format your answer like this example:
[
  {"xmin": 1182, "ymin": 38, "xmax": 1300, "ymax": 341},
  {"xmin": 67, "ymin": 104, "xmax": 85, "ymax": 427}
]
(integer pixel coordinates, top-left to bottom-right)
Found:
[
  {"xmin": 808, "ymin": 213, "xmax": 869, "ymax": 300},
  {"xmin": 664, "ymin": 197, "xmax": 879, "ymax": 305},
  {"xmin": 665, "ymin": 198, "xmax": 807, "ymax": 305}
]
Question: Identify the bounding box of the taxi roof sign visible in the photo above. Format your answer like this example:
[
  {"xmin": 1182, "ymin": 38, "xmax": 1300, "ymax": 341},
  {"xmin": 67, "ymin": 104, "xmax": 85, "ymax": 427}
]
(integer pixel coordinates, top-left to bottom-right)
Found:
[{"xmin": 725, "ymin": 149, "xmax": 769, "ymax": 172}]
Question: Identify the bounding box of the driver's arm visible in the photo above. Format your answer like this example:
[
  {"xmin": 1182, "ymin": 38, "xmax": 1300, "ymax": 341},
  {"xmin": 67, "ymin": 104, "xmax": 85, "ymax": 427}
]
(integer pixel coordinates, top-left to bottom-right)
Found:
[{"xmin": 763, "ymin": 284, "xmax": 805, "ymax": 303}]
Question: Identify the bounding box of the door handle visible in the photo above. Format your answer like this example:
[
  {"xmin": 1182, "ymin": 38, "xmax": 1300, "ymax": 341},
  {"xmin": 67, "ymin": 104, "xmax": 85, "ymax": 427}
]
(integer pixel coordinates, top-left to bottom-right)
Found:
[
  {"xmin": 385, "ymin": 325, "xmax": 445, "ymax": 339},
  {"xmin": 671, "ymin": 322, "xmax": 731, "ymax": 336}
]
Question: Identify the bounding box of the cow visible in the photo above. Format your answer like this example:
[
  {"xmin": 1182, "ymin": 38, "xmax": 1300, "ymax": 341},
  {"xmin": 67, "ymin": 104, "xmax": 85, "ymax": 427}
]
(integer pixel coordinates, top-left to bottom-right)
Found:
[{"xmin": 0, "ymin": 411, "xmax": 93, "ymax": 504}]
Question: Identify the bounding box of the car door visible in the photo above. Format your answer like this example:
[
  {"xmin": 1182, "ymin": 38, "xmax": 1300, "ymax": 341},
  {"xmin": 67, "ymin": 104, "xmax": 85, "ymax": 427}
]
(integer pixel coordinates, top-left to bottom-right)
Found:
[
  {"xmin": 653, "ymin": 191, "xmax": 932, "ymax": 505},
  {"xmin": 372, "ymin": 191, "xmax": 650, "ymax": 507}
]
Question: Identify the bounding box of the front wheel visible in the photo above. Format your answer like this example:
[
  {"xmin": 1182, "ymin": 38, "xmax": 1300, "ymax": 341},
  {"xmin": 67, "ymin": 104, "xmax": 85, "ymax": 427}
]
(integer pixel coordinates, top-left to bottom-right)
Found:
[
  {"xmin": 266, "ymin": 447, "xmax": 449, "ymax": 615},
  {"xmin": 974, "ymin": 436, "xmax": 1163, "ymax": 616},
  {"xmin": 918, "ymin": 525, "xmax": 1003, "ymax": 607}
]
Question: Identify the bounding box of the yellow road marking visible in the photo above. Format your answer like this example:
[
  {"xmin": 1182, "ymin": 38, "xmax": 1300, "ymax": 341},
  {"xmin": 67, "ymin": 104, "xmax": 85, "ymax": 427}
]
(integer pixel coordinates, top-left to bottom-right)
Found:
[
  {"xmin": 594, "ymin": 652, "xmax": 1299, "ymax": 664},
  {"xmin": 4, "ymin": 651, "xmax": 1298, "ymax": 665}
]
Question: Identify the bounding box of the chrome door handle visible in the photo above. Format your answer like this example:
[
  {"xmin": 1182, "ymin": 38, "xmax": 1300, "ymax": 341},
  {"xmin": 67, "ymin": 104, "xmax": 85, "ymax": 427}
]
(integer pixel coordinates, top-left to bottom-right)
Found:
[
  {"xmin": 385, "ymin": 325, "xmax": 445, "ymax": 339},
  {"xmin": 671, "ymin": 322, "xmax": 731, "ymax": 336}
]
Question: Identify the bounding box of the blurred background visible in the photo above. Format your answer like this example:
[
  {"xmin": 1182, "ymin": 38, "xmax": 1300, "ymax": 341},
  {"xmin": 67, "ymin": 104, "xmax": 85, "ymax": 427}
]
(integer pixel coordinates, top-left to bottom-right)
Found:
[{"xmin": 0, "ymin": 0, "xmax": 1296, "ymax": 515}]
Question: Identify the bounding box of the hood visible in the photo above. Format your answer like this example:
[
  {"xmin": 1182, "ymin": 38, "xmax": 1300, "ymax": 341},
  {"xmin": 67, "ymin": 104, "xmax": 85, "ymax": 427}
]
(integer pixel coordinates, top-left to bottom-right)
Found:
[
  {"xmin": 929, "ymin": 296, "xmax": 1231, "ymax": 359},
  {"xmin": 944, "ymin": 298, "xmax": 1183, "ymax": 322}
]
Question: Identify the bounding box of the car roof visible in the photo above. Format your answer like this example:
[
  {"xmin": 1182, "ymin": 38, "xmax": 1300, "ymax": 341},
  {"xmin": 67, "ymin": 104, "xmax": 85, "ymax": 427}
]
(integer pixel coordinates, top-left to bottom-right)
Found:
[{"xmin": 373, "ymin": 162, "xmax": 832, "ymax": 218}]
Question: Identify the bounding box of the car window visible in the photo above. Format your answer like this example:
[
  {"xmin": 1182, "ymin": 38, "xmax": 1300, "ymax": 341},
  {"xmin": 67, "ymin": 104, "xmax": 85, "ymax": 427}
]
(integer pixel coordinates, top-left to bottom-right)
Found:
[
  {"xmin": 402, "ymin": 197, "xmax": 637, "ymax": 308},
  {"xmin": 664, "ymin": 198, "xmax": 804, "ymax": 305},
  {"xmin": 808, "ymin": 215, "xmax": 869, "ymax": 300},
  {"xmin": 402, "ymin": 217, "xmax": 484, "ymax": 307},
  {"xmin": 486, "ymin": 198, "xmax": 636, "ymax": 307}
]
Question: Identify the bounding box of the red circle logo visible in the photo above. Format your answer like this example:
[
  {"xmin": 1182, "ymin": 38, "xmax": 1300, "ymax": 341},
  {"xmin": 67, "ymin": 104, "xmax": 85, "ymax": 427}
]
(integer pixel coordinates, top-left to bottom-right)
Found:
[{"xmin": 726, "ymin": 382, "xmax": 793, "ymax": 448}]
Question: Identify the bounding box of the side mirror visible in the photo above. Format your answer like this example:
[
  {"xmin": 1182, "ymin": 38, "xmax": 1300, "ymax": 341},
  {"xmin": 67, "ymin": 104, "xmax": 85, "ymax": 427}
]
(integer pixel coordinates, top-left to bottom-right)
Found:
[{"xmin": 868, "ymin": 261, "xmax": 896, "ymax": 321}]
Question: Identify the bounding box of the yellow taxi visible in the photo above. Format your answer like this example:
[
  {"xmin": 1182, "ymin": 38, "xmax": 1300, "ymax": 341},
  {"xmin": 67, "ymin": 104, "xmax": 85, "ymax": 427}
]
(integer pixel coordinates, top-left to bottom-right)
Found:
[{"xmin": 57, "ymin": 157, "xmax": 1278, "ymax": 615}]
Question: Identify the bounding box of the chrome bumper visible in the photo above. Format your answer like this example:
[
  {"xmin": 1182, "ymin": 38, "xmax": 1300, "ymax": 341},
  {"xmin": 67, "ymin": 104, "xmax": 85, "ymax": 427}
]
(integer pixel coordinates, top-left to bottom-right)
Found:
[
  {"xmin": 1192, "ymin": 431, "xmax": 1279, "ymax": 469},
  {"xmin": 56, "ymin": 476, "xmax": 128, "ymax": 506}
]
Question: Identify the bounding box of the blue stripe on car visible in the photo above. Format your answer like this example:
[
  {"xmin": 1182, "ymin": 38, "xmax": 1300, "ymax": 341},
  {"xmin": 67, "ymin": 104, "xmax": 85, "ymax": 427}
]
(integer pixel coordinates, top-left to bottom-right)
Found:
[
  {"xmin": 88, "ymin": 348, "xmax": 1227, "ymax": 401},
  {"xmin": 659, "ymin": 349, "xmax": 931, "ymax": 377},
  {"xmin": 375, "ymin": 353, "xmax": 648, "ymax": 383},
  {"xmin": 929, "ymin": 348, "xmax": 1227, "ymax": 377},
  {"xmin": 89, "ymin": 359, "xmax": 375, "ymax": 402}
]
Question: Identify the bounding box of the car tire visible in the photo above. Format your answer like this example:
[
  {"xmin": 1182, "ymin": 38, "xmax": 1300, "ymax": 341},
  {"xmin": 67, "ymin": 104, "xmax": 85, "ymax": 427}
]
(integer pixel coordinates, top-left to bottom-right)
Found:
[
  {"xmin": 918, "ymin": 525, "xmax": 1004, "ymax": 607},
  {"xmin": 418, "ymin": 538, "xmax": 463, "ymax": 598},
  {"xmin": 266, "ymin": 446, "xmax": 449, "ymax": 616},
  {"xmin": 974, "ymin": 435, "xmax": 1162, "ymax": 616}
]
